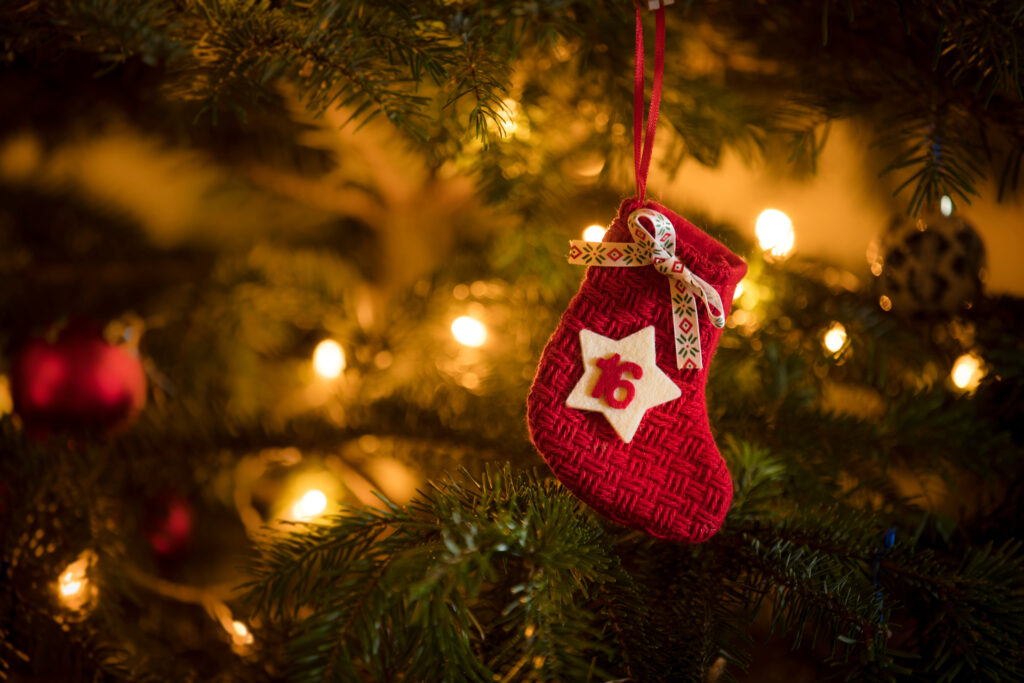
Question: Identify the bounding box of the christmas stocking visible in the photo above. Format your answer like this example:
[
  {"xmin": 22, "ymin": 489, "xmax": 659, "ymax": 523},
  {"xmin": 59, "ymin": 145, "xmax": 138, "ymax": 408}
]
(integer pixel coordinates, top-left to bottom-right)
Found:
[{"xmin": 527, "ymin": 198, "xmax": 746, "ymax": 542}]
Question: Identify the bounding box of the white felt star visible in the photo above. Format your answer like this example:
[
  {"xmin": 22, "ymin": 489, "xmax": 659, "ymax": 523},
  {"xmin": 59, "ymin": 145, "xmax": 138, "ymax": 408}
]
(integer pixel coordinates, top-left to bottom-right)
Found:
[{"xmin": 566, "ymin": 326, "xmax": 682, "ymax": 443}]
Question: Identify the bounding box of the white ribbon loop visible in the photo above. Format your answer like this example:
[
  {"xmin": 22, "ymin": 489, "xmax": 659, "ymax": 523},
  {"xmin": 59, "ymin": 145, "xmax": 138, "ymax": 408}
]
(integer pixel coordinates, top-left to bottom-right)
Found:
[{"xmin": 567, "ymin": 208, "xmax": 725, "ymax": 370}]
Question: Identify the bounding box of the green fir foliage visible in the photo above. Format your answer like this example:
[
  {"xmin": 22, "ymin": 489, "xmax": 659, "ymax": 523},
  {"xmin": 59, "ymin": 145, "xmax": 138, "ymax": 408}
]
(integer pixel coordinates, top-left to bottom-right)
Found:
[
  {"xmin": 2, "ymin": 1, "xmax": 1023, "ymax": 210},
  {"xmin": 1, "ymin": 1, "xmax": 1024, "ymax": 681}
]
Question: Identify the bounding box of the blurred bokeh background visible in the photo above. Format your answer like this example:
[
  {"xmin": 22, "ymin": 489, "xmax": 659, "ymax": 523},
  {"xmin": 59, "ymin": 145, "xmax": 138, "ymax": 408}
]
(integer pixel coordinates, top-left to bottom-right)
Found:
[{"xmin": 2, "ymin": 2, "xmax": 1023, "ymax": 681}]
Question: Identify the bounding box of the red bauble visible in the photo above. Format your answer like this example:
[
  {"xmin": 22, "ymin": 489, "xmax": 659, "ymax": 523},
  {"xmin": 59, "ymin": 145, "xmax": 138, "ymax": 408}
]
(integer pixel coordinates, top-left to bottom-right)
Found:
[
  {"xmin": 144, "ymin": 494, "xmax": 193, "ymax": 557},
  {"xmin": 10, "ymin": 322, "xmax": 147, "ymax": 435}
]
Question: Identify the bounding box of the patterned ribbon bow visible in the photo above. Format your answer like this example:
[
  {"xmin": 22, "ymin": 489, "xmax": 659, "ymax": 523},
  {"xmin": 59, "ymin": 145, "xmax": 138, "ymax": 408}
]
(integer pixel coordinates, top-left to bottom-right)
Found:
[{"xmin": 568, "ymin": 208, "xmax": 725, "ymax": 370}]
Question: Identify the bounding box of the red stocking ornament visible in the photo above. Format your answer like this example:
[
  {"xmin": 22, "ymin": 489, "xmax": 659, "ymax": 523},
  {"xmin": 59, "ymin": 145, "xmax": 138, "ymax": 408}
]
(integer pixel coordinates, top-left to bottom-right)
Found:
[
  {"xmin": 528, "ymin": 200, "xmax": 745, "ymax": 542},
  {"xmin": 527, "ymin": 4, "xmax": 747, "ymax": 543}
]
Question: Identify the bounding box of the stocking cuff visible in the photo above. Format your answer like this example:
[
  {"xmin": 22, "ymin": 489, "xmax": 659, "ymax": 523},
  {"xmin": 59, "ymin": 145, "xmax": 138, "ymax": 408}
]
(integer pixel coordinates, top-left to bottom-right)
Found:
[{"xmin": 617, "ymin": 198, "xmax": 747, "ymax": 292}]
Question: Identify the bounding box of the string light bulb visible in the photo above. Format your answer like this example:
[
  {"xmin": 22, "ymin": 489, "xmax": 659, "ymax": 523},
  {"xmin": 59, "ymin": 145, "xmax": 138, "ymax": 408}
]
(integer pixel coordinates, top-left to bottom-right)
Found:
[
  {"xmin": 732, "ymin": 280, "xmax": 745, "ymax": 302},
  {"xmin": 57, "ymin": 549, "xmax": 98, "ymax": 611},
  {"xmin": 312, "ymin": 339, "xmax": 345, "ymax": 379},
  {"xmin": 582, "ymin": 225, "xmax": 607, "ymax": 242},
  {"xmin": 451, "ymin": 316, "xmax": 487, "ymax": 347},
  {"xmin": 0, "ymin": 374, "xmax": 11, "ymax": 416},
  {"xmin": 498, "ymin": 98, "xmax": 519, "ymax": 136},
  {"xmin": 291, "ymin": 489, "xmax": 328, "ymax": 521},
  {"xmin": 951, "ymin": 353, "xmax": 984, "ymax": 391},
  {"xmin": 866, "ymin": 239, "xmax": 884, "ymax": 277},
  {"xmin": 755, "ymin": 209, "xmax": 795, "ymax": 259},
  {"xmin": 823, "ymin": 322, "xmax": 848, "ymax": 354},
  {"xmin": 940, "ymin": 195, "xmax": 953, "ymax": 217},
  {"xmin": 59, "ymin": 572, "xmax": 84, "ymax": 598},
  {"xmin": 231, "ymin": 620, "xmax": 254, "ymax": 646},
  {"xmin": 210, "ymin": 602, "xmax": 256, "ymax": 652}
]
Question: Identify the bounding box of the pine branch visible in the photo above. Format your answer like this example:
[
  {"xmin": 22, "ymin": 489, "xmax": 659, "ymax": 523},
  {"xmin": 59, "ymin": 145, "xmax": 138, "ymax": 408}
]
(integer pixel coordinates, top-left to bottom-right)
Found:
[
  {"xmin": 693, "ymin": 0, "xmax": 1024, "ymax": 211},
  {"xmin": 9, "ymin": 0, "xmax": 1024, "ymax": 209},
  {"xmin": 877, "ymin": 105, "xmax": 986, "ymax": 214},
  {"xmin": 243, "ymin": 466, "xmax": 635, "ymax": 681},
  {"xmin": 881, "ymin": 540, "xmax": 1024, "ymax": 682}
]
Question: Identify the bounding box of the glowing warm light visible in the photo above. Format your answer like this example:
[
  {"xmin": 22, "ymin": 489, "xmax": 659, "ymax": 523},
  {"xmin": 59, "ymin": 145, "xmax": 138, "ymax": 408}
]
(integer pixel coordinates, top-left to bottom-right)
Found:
[
  {"xmin": 582, "ymin": 224, "xmax": 607, "ymax": 242},
  {"xmin": 57, "ymin": 550, "xmax": 97, "ymax": 610},
  {"xmin": 291, "ymin": 489, "xmax": 328, "ymax": 521},
  {"xmin": 755, "ymin": 209, "xmax": 795, "ymax": 258},
  {"xmin": 451, "ymin": 316, "xmax": 487, "ymax": 347},
  {"xmin": 0, "ymin": 374, "xmax": 11, "ymax": 416},
  {"xmin": 60, "ymin": 575, "xmax": 83, "ymax": 597},
  {"xmin": 823, "ymin": 322, "xmax": 848, "ymax": 354},
  {"xmin": 951, "ymin": 353, "xmax": 984, "ymax": 391},
  {"xmin": 866, "ymin": 239, "xmax": 884, "ymax": 277},
  {"xmin": 879, "ymin": 295, "xmax": 893, "ymax": 312},
  {"xmin": 733, "ymin": 280, "xmax": 745, "ymax": 301},
  {"xmin": 0, "ymin": 132, "xmax": 43, "ymax": 180},
  {"xmin": 940, "ymin": 195, "xmax": 953, "ymax": 216},
  {"xmin": 499, "ymin": 98, "xmax": 519, "ymax": 136},
  {"xmin": 364, "ymin": 457, "xmax": 420, "ymax": 504},
  {"xmin": 312, "ymin": 339, "xmax": 345, "ymax": 379},
  {"xmin": 231, "ymin": 620, "xmax": 254, "ymax": 645}
]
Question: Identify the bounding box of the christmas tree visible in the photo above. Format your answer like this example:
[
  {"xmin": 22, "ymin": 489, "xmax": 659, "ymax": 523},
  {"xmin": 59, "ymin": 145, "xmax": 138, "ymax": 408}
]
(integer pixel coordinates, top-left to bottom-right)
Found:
[{"xmin": 2, "ymin": 1, "xmax": 1023, "ymax": 681}]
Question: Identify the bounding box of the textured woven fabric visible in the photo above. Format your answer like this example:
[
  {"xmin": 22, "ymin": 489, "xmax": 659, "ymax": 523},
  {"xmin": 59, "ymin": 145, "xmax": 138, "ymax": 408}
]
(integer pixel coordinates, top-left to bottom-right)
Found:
[{"xmin": 527, "ymin": 198, "xmax": 747, "ymax": 543}]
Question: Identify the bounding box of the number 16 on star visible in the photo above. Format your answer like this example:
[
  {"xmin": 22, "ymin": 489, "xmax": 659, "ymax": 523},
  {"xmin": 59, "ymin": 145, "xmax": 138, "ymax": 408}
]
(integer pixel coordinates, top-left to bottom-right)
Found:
[{"xmin": 565, "ymin": 327, "xmax": 681, "ymax": 443}]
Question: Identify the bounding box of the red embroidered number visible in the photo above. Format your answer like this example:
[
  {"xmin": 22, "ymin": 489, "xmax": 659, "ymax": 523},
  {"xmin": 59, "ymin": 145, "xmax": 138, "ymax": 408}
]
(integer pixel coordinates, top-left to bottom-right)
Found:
[{"xmin": 591, "ymin": 354, "xmax": 643, "ymax": 409}]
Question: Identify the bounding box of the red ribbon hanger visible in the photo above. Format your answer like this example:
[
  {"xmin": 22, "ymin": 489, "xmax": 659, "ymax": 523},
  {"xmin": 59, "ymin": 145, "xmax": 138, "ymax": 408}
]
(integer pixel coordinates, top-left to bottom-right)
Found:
[{"xmin": 633, "ymin": 2, "xmax": 666, "ymax": 204}]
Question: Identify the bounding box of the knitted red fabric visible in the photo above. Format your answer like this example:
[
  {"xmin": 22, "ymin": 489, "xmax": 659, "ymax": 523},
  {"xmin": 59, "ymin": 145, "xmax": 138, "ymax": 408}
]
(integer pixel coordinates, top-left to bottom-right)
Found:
[{"xmin": 527, "ymin": 198, "xmax": 747, "ymax": 543}]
